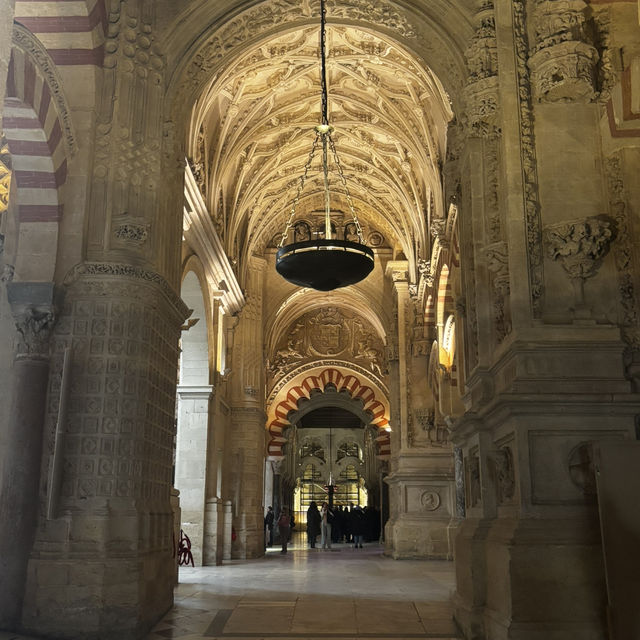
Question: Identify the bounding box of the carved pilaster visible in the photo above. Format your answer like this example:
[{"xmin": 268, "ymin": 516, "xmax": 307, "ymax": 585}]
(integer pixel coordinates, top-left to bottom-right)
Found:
[
  {"xmin": 513, "ymin": 0, "xmax": 544, "ymax": 317},
  {"xmin": 88, "ymin": 2, "xmax": 166, "ymax": 265},
  {"xmin": 528, "ymin": 0, "xmax": 599, "ymax": 102},
  {"xmin": 464, "ymin": 0, "xmax": 500, "ymax": 136},
  {"xmin": 484, "ymin": 241, "xmax": 512, "ymax": 343}
]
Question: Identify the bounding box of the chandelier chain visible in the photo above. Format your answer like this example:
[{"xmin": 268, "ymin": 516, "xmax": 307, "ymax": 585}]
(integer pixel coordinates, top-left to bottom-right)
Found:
[
  {"xmin": 320, "ymin": 0, "xmax": 329, "ymax": 126},
  {"xmin": 278, "ymin": 132, "xmax": 321, "ymax": 248},
  {"xmin": 328, "ymin": 136, "xmax": 365, "ymax": 243}
]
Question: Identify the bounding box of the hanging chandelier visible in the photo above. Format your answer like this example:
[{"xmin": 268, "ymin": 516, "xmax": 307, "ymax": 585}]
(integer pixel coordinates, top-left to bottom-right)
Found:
[{"xmin": 275, "ymin": 0, "xmax": 374, "ymax": 291}]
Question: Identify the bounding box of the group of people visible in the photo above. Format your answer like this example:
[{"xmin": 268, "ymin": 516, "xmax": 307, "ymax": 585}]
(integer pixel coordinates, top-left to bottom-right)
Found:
[
  {"xmin": 305, "ymin": 502, "xmax": 381, "ymax": 549},
  {"xmin": 265, "ymin": 503, "xmax": 382, "ymax": 553}
]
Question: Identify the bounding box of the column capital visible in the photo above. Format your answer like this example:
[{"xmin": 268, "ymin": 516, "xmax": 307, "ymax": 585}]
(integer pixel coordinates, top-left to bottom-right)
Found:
[
  {"xmin": 385, "ymin": 260, "xmax": 409, "ymax": 292},
  {"xmin": 6, "ymin": 282, "xmax": 56, "ymax": 358}
]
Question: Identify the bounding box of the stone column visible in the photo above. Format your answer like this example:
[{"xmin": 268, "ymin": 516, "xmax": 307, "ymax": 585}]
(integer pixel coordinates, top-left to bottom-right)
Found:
[
  {"xmin": 451, "ymin": 1, "xmax": 640, "ymax": 638},
  {"xmin": 20, "ymin": 266, "xmax": 188, "ymax": 639},
  {"xmin": 384, "ymin": 263, "xmax": 456, "ymax": 559},
  {"xmin": 0, "ymin": 282, "xmax": 55, "ymax": 627},
  {"xmin": 175, "ymin": 384, "xmax": 214, "ymax": 566},
  {"xmin": 228, "ymin": 256, "xmax": 266, "ymax": 559}
]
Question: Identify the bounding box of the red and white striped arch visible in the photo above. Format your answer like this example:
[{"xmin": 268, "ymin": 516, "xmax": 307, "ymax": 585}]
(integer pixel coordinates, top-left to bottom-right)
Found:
[
  {"xmin": 4, "ymin": 24, "xmax": 77, "ymax": 278},
  {"xmin": 266, "ymin": 367, "xmax": 391, "ymax": 458},
  {"xmin": 14, "ymin": 0, "xmax": 106, "ymax": 67}
]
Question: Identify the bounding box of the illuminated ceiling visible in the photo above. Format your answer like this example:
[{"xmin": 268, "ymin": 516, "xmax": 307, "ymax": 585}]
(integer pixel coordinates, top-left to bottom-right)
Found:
[{"xmin": 188, "ymin": 24, "xmax": 453, "ymax": 269}]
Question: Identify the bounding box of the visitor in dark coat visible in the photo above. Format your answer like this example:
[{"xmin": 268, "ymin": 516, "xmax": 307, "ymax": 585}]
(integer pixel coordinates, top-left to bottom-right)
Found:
[
  {"xmin": 350, "ymin": 505, "xmax": 365, "ymax": 548},
  {"xmin": 306, "ymin": 501, "xmax": 321, "ymax": 548}
]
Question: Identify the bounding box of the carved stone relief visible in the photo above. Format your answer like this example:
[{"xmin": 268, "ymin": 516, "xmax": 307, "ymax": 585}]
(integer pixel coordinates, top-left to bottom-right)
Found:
[
  {"xmin": 420, "ymin": 489, "xmax": 441, "ymax": 511},
  {"xmin": 268, "ymin": 308, "xmax": 385, "ymax": 380},
  {"xmin": 466, "ymin": 454, "xmax": 481, "ymax": 507},
  {"xmin": 544, "ymin": 216, "xmax": 615, "ymax": 313},
  {"xmin": 494, "ymin": 446, "xmax": 516, "ymax": 503},
  {"xmin": 410, "ymin": 408, "xmax": 450, "ymax": 449},
  {"xmin": 567, "ymin": 442, "xmax": 596, "ymax": 497}
]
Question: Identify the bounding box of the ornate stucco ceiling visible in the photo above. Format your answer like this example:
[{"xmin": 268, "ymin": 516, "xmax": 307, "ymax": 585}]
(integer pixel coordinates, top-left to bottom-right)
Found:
[{"xmin": 188, "ymin": 24, "xmax": 453, "ymax": 268}]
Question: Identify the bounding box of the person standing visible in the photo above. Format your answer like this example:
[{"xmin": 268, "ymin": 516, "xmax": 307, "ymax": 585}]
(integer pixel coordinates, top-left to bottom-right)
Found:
[
  {"xmin": 351, "ymin": 505, "xmax": 365, "ymax": 548},
  {"xmin": 320, "ymin": 502, "xmax": 334, "ymax": 549},
  {"xmin": 264, "ymin": 506, "xmax": 274, "ymax": 548},
  {"xmin": 277, "ymin": 507, "xmax": 291, "ymax": 554},
  {"xmin": 306, "ymin": 501, "xmax": 321, "ymax": 548}
]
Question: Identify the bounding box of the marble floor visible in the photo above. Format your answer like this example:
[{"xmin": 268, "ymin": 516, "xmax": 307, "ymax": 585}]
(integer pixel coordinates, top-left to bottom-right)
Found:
[
  {"xmin": 0, "ymin": 535, "xmax": 459, "ymax": 640},
  {"xmin": 145, "ymin": 534, "xmax": 459, "ymax": 640}
]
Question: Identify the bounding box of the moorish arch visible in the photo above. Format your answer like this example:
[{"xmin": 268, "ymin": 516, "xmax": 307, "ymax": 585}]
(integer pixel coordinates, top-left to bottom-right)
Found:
[
  {"xmin": 266, "ymin": 365, "xmax": 390, "ymax": 457},
  {"xmin": 3, "ymin": 24, "xmax": 77, "ymax": 282}
]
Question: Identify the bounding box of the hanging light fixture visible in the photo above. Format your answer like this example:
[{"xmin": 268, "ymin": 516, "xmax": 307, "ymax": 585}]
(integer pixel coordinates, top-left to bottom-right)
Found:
[{"xmin": 275, "ymin": 0, "xmax": 374, "ymax": 291}]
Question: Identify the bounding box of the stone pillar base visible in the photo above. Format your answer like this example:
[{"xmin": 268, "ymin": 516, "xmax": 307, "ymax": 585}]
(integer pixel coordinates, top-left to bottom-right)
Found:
[
  {"xmin": 23, "ymin": 543, "xmax": 174, "ymax": 639},
  {"xmin": 384, "ymin": 450, "xmax": 456, "ymax": 559},
  {"xmin": 204, "ymin": 498, "xmax": 223, "ymax": 565},
  {"xmin": 384, "ymin": 515, "xmax": 455, "ymax": 559},
  {"xmin": 454, "ymin": 516, "xmax": 607, "ymax": 640}
]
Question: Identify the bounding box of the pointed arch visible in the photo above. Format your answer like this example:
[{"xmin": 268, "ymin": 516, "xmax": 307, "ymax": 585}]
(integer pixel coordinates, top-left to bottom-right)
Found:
[{"xmin": 266, "ymin": 366, "xmax": 390, "ymax": 458}]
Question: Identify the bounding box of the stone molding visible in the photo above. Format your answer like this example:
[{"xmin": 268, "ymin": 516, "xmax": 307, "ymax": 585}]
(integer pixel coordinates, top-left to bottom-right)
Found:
[{"xmin": 177, "ymin": 384, "xmax": 215, "ymax": 399}]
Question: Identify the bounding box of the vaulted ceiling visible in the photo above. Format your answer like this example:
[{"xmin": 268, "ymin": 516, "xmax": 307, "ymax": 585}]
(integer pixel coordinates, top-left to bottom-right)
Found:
[{"xmin": 188, "ymin": 24, "xmax": 453, "ymax": 270}]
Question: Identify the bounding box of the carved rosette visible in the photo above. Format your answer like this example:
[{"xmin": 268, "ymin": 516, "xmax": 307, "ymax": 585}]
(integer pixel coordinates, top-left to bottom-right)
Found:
[
  {"xmin": 528, "ymin": 0, "xmax": 598, "ymax": 102},
  {"xmin": 463, "ymin": 0, "xmax": 499, "ymax": 135}
]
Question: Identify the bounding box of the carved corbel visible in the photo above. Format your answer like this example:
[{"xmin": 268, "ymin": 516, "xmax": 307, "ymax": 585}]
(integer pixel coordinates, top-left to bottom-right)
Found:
[
  {"xmin": 544, "ymin": 215, "xmax": 616, "ymax": 314},
  {"xmin": 418, "ymin": 258, "xmax": 434, "ymax": 288},
  {"xmin": 430, "ymin": 219, "xmax": 450, "ymax": 250},
  {"xmin": 528, "ymin": 0, "xmax": 599, "ymax": 102}
]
